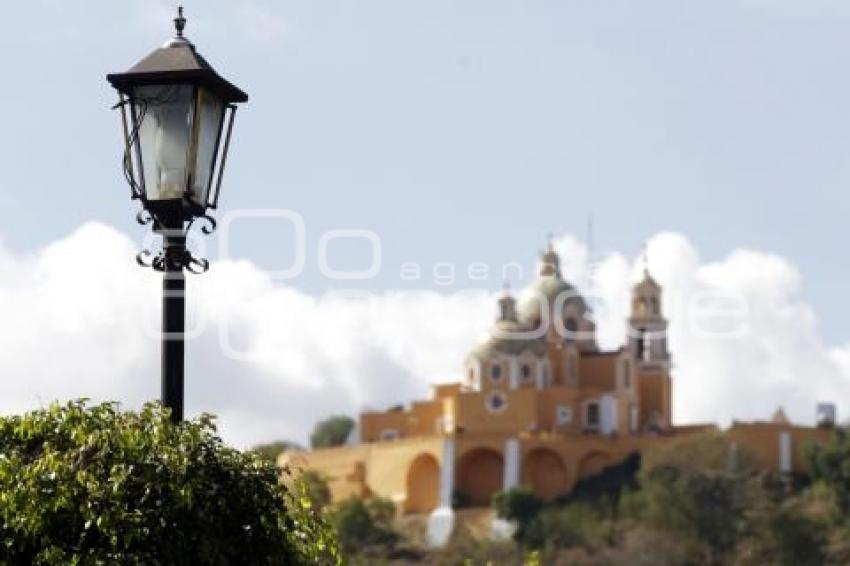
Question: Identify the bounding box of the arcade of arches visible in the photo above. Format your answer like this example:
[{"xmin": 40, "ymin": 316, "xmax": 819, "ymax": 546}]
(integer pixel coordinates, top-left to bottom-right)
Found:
[{"xmin": 404, "ymin": 445, "xmax": 618, "ymax": 513}]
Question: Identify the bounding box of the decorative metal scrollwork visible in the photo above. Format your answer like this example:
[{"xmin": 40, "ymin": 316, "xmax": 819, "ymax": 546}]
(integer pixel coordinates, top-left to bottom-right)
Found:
[
  {"xmin": 187, "ymin": 214, "xmax": 217, "ymax": 235},
  {"xmin": 135, "ymin": 247, "xmax": 209, "ymax": 274},
  {"xmin": 136, "ymin": 209, "xmax": 154, "ymax": 226},
  {"xmin": 134, "ymin": 210, "xmax": 214, "ymax": 275},
  {"xmin": 136, "ymin": 249, "xmax": 157, "ymax": 269},
  {"xmin": 186, "ymin": 256, "xmax": 210, "ymax": 274}
]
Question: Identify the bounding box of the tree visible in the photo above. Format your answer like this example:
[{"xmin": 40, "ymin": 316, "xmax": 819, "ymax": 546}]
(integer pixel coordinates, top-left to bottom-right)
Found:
[
  {"xmin": 309, "ymin": 415, "xmax": 355, "ymax": 449},
  {"xmin": 524, "ymin": 502, "xmax": 608, "ymax": 553},
  {"xmin": 300, "ymin": 470, "xmax": 332, "ymax": 513},
  {"xmin": 0, "ymin": 400, "xmax": 340, "ymax": 565},
  {"xmin": 634, "ymin": 432, "xmax": 760, "ymax": 563},
  {"xmin": 493, "ymin": 486, "xmax": 543, "ymax": 544},
  {"xmin": 328, "ymin": 497, "xmax": 399, "ymax": 558},
  {"xmin": 807, "ymin": 428, "xmax": 850, "ymax": 520},
  {"xmin": 249, "ymin": 440, "xmax": 302, "ymax": 464}
]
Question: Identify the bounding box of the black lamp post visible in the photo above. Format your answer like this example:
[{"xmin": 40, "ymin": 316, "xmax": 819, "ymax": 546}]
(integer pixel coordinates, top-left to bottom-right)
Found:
[{"xmin": 107, "ymin": 7, "xmax": 249, "ymax": 422}]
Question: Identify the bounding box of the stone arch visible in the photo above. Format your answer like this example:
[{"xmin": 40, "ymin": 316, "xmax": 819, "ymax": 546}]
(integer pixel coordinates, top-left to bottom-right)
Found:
[
  {"xmin": 405, "ymin": 453, "xmax": 440, "ymax": 514},
  {"xmin": 458, "ymin": 448, "xmax": 504, "ymax": 506},
  {"xmin": 578, "ymin": 451, "xmax": 613, "ymax": 480},
  {"xmin": 522, "ymin": 448, "xmax": 568, "ymax": 502}
]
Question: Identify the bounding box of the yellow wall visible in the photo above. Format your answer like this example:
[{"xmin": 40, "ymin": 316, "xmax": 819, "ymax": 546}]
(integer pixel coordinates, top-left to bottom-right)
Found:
[
  {"xmin": 286, "ymin": 435, "xmax": 445, "ymax": 513},
  {"xmin": 727, "ymin": 422, "xmax": 832, "ymax": 472},
  {"xmin": 456, "ymin": 388, "xmax": 537, "ymax": 434},
  {"xmin": 578, "ymin": 352, "xmax": 619, "ymax": 390},
  {"xmin": 289, "ymin": 423, "xmax": 833, "ymax": 515},
  {"xmin": 360, "ymin": 409, "xmax": 408, "ymax": 443}
]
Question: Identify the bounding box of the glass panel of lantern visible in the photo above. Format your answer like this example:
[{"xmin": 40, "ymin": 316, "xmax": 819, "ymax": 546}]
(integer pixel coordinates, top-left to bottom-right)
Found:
[
  {"xmin": 128, "ymin": 85, "xmax": 225, "ymax": 208},
  {"xmin": 191, "ymin": 89, "xmax": 226, "ymax": 207}
]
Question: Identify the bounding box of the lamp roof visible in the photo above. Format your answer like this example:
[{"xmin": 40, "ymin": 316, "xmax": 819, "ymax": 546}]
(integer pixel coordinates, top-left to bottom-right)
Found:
[{"xmin": 107, "ymin": 7, "xmax": 248, "ymax": 103}]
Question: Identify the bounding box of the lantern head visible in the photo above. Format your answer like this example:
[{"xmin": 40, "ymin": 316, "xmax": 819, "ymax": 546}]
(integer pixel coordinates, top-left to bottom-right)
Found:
[{"xmin": 107, "ymin": 7, "xmax": 248, "ymax": 222}]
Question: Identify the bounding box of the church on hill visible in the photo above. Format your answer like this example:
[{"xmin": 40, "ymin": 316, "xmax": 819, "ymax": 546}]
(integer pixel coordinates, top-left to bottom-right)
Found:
[{"xmin": 285, "ymin": 241, "xmax": 834, "ymax": 547}]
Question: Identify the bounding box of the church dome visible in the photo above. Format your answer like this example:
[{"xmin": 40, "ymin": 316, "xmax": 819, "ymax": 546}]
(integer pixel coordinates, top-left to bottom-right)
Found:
[
  {"xmin": 470, "ymin": 288, "xmax": 547, "ymax": 359},
  {"xmin": 518, "ymin": 243, "xmax": 588, "ymax": 326},
  {"xmin": 470, "ymin": 326, "xmax": 546, "ymax": 359},
  {"xmin": 518, "ymin": 274, "xmax": 587, "ymax": 323}
]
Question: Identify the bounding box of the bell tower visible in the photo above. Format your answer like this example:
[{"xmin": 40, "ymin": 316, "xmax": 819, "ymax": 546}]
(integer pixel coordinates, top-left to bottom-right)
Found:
[
  {"xmin": 628, "ymin": 268, "xmax": 669, "ymax": 367},
  {"xmin": 628, "ymin": 262, "xmax": 672, "ymax": 432}
]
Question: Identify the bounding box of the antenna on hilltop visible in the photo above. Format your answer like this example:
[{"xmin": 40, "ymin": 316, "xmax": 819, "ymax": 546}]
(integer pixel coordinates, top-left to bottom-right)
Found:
[{"xmin": 586, "ymin": 215, "xmax": 595, "ymax": 287}]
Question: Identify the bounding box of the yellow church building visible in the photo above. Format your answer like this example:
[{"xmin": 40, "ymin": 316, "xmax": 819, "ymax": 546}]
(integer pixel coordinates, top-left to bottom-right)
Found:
[{"xmin": 284, "ymin": 243, "xmax": 834, "ymax": 547}]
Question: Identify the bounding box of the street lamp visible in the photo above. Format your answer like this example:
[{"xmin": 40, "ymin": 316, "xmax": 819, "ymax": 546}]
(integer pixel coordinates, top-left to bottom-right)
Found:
[{"xmin": 107, "ymin": 7, "xmax": 249, "ymax": 422}]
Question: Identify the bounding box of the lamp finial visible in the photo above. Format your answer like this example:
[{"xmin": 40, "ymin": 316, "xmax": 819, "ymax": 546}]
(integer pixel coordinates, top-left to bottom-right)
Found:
[{"xmin": 174, "ymin": 5, "xmax": 187, "ymax": 37}]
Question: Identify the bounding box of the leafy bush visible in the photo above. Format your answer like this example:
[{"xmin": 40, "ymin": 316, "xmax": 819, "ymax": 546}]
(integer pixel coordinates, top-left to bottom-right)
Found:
[
  {"xmin": 0, "ymin": 400, "xmax": 339, "ymax": 565},
  {"xmin": 524, "ymin": 502, "xmax": 608, "ymax": 552},
  {"xmin": 299, "ymin": 469, "xmax": 332, "ymax": 513},
  {"xmin": 431, "ymin": 525, "xmax": 522, "ymax": 565},
  {"xmin": 492, "ymin": 486, "xmax": 542, "ymax": 543},
  {"xmin": 633, "ymin": 432, "xmax": 760, "ymax": 562},
  {"xmin": 807, "ymin": 428, "xmax": 850, "ymax": 520},
  {"xmin": 309, "ymin": 416, "xmax": 355, "ymax": 450},
  {"xmin": 249, "ymin": 440, "xmax": 302, "ymax": 464},
  {"xmin": 328, "ymin": 497, "xmax": 399, "ymax": 557}
]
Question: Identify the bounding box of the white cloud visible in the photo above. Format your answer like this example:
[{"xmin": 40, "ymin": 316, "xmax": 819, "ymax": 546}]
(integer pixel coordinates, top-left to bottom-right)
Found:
[
  {"xmin": 552, "ymin": 232, "xmax": 850, "ymax": 428},
  {"xmin": 0, "ymin": 222, "xmax": 847, "ymax": 448}
]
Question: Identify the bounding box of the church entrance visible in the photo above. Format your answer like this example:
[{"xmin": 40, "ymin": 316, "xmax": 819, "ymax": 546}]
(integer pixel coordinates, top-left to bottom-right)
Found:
[{"xmin": 458, "ymin": 448, "xmax": 504, "ymax": 506}]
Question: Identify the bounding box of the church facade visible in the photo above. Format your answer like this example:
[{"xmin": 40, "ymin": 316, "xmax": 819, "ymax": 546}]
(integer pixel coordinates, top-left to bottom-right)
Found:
[{"xmin": 284, "ymin": 243, "xmax": 833, "ymax": 546}]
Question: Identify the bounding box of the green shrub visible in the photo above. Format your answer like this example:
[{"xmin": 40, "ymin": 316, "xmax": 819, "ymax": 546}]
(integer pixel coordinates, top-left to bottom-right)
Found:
[
  {"xmin": 0, "ymin": 400, "xmax": 339, "ymax": 565},
  {"xmin": 309, "ymin": 416, "xmax": 355, "ymax": 450},
  {"xmin": 249, "ymin": 440, "xmax": 302, "ymax": 464},
  {"xmin": 328, "ymin": 497, "xmax": 399, "ymax": 557},
  {"xmin": 807, "ymin": 428, "xmax": 850, "ymax": 521},
  {"xmin": 525, "ymin": 502, "xmax": 607, "ymax": 552},
  {"xmin": 492, "ymin": 486, "xmax": 542, "ymax": 543},
  {"xmin": 299, "ymin": 469, "xmax": 332, "ymax": 513},
  {"xmin": 636, "ymin": 432, "xmax": 759, "ymax": 563}
]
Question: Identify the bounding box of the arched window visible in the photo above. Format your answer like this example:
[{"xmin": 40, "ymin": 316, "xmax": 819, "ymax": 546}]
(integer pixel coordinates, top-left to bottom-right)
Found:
[
  {"xmin": 564, "ymin": 317, "xmax": 578, "ymax": 337},
  {"xmin": 491, "ymin": 364, "xmax": 502, "ymax": 381},
  {"xmin": 521, "ymin": 363, "xmax": 531, "ymax": 381},
  {"xmin": 636, "ymin": 329, "xmax": 649, "ymax": 361},
  {"xmin": 635, "ymin": 328, "xmax": 646, "ymax": 360},
  {"xmin": 585, "ymin": 403, "xmax": 600, "ymax": 428}
]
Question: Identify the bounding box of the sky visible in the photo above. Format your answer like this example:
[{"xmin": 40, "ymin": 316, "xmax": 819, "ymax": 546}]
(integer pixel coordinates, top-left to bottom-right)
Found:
[{"xmin": 0, "ymin": 1, "xmax": 848, "ymax": 447}]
